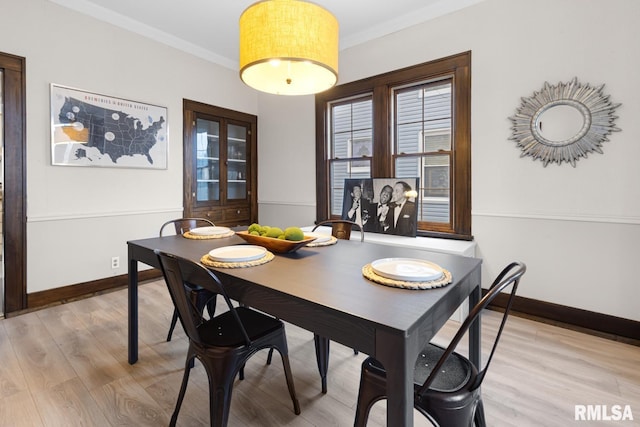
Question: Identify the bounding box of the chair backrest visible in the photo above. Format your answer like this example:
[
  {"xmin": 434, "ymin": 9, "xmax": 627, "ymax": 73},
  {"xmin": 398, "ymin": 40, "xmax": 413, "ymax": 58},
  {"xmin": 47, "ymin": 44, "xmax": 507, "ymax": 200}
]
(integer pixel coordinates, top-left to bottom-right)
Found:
[
  {"xmin": 312, "ymin": 219, "xmax": 364, "ymax": 242},
  {"xmin": 155, "ymin": 250, "xmax": 252, "ymax": 346},
  {"xmin": 417, "ymin": 261, "xmax": 526, "ymax": 396},
  {"xmin": 159, "ymin": 217, "xmax": 215, "ymax": 237}
]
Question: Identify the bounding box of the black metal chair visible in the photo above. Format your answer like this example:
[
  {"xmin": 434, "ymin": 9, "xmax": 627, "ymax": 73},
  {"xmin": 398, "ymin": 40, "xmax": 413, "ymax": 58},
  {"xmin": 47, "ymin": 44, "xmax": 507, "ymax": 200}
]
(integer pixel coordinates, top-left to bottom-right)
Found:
[
  {"xmin": 160, "ymin": 218, "xmax": 217, "ymax": 342},
  {"xmin": 156, "ymin": 250, "xmax": 301, "ymax": 427},
  {"xmin": 354, "ymin": 262, "xmax": 526, "ymax": 427}
]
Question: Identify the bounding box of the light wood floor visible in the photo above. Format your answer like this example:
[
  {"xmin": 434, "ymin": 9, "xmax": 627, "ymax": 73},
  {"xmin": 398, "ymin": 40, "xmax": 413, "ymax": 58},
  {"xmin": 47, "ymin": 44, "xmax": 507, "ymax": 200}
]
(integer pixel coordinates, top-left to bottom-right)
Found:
[{"xmin": 0, "ymin": 279, "xmax": 638, "ymax": 426}]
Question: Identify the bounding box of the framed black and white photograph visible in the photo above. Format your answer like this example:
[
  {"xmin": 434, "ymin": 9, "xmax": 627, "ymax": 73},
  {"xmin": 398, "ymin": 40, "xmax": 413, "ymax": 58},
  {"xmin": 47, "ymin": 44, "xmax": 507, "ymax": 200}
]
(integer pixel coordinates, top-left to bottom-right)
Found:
[
  {"xmin": 50, "ymin": 84, "xmax": 168, "ymax": 169},
  {"xmin": 342, "ymin": 177, "xmax": 419, "ymax": 237}
]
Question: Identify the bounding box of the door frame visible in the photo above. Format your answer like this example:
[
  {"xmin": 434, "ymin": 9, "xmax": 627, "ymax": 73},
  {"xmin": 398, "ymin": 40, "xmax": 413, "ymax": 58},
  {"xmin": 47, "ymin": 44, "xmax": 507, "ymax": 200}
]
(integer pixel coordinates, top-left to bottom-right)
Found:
[{"xmin": 1, "ymin": 52, "xmax": 27, "ymax": 315}]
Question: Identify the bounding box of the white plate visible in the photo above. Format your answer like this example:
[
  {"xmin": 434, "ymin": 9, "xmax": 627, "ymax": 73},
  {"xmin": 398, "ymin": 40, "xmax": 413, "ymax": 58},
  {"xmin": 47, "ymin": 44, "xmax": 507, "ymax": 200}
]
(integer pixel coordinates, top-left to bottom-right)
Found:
[
  {"xmin": 304, "ymin": 232, "xmax": 331, "ymax": 244},
  {"xmin": 190, "ymin": 226, "xmax": 230, "ymax": 236},
  {"xmin": 371, "ymin": 258, "xmax": 444, "ymax": 282},
  {"xmin": 208, "ymin": 245, "xmax": 267, "ymax": 262}
]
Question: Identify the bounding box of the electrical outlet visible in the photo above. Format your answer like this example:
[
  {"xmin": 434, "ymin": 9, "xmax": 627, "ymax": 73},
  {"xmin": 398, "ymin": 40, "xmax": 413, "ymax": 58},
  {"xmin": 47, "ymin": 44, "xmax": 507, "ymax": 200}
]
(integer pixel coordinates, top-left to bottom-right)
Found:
[{"xmin": 111, "ymin": 256, "xmax": 120, "ymax": 269}]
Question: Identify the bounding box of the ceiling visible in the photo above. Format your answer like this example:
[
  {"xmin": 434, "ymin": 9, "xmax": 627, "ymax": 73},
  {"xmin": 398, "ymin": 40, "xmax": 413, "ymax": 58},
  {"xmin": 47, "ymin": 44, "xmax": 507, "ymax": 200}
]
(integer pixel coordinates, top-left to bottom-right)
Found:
[{"xmin": 49, "ymin": 0, "xmax": 484, "ymax": 70}]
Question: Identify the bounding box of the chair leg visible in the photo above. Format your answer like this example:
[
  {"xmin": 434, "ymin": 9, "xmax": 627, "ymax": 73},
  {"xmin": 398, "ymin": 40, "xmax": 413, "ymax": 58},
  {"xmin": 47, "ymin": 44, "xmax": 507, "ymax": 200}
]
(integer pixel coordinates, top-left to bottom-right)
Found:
[
  {"xmin": 278, "ymin": 351, "xmax": 301, "ymax": 415},
  {"xmin": 166, "ymin": 309, "xmax": 179, "ymax": 342},
  {"xmin": 353, "ymin": 361, "xmax": 384, "ymax": 427},
  {"xmin": 353, "ymin": 349, "xmax": 359, "ymax": 355},
  {"xmin": 353, "ymin": 381, "xmax": 384, "ymax": 427},
  {"xmin": 314, "ymin": 334, "xmax": 330, "ymax": 394},
  {"xmin": 198, "ymin": 356, "xmax": 236, "ymax": 427},
  {"xmin": 170, "ymin": 354, "xmax": 195, "ymax": 427},
  {"xmin": 211, "ymin": 385, "xmax": 234, "ymax": 427},
  {"xmin": 474, "ymin": 398, "xmax": 487, "ymax": 427}
]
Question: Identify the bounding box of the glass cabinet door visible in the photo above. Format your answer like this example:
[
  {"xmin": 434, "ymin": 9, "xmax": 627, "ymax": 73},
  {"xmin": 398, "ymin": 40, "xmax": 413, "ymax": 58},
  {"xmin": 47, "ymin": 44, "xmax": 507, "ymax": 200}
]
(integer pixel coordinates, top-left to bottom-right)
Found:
[
  {"xmin": 184, "ymin": 99, "xmax": 256, "ymax": 225},
  {"xmin": 195, "ymin": 118, "xmax": 220, "ymax": 202},
  {"xmin": 226, "ymin": 123, "xmax": 247, "ymax": 201}
]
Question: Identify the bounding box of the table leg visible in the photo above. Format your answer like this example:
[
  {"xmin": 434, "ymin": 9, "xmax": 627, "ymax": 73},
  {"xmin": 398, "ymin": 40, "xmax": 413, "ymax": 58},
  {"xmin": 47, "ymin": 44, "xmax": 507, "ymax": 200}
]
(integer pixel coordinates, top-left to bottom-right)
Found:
[
  {"xmin": 128, "ymin": 252, "xmax": 139, "ymax": 364},
  {"xmin": 376, "ymin": 329, "xmax": 415, "ymax": 427},
  {"xmin": 468, "ymin": 269, "xmax": 482, "ymax": 369},
  {"xmin": 314, "ymin": 334, "xmax": 330, "ymax": 394}
]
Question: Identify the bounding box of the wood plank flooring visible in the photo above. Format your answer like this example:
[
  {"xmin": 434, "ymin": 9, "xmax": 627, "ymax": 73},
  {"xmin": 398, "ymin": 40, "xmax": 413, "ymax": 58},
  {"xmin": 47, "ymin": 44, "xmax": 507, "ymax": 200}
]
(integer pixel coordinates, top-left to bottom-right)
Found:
[{"xmin": 0, "ymin": 279, "xmax": 638, "ymax": 426}]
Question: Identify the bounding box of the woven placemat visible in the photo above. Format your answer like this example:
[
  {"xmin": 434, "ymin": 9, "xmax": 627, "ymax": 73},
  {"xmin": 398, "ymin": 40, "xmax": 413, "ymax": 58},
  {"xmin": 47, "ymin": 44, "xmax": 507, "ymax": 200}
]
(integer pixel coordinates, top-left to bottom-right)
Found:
[
  {"xmin": 306, "ymin": 236, "xmax": 338, "ymax": 247},
  {"xmin": 362, "ymin": 264, "xmax": 452, "ymax": 290},
  {"xmin": 183, "ymin": 230, "xmax": 235, "ymax": 240},
  {"xmin": 200, "ymin": 251, "xmax": 274, "ymax": 268}
]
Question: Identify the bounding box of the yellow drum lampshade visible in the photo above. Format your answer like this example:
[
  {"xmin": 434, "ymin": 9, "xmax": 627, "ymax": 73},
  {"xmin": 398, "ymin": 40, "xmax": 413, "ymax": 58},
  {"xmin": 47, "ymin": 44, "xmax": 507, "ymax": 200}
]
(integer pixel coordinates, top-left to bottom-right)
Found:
[{"xmin": 239, "ymin": 0, "xmax": 339, "ymax": 95}]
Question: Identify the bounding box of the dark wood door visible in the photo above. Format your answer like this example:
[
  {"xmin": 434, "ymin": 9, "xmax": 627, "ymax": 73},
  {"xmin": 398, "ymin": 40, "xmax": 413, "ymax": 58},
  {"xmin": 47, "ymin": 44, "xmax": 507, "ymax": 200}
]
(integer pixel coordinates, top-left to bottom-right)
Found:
[{"xmin": 0, "ymin": 51, "xmax": 27, "ymax": 315}]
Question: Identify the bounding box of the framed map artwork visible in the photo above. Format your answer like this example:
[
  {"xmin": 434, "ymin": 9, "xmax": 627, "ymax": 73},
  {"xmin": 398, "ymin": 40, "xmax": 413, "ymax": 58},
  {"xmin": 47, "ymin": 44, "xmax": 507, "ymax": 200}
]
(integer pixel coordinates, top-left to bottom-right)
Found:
[{"xmin": 50, "ymin": 84, "xmax": 168, "ymax": 169}]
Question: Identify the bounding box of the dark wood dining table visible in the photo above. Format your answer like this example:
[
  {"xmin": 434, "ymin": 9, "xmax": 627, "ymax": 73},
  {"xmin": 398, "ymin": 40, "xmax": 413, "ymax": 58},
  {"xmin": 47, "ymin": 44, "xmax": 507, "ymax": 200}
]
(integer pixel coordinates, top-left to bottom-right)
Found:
[{"xmin": 127, "ymin": 233, "xmax": 482, "ymax": 427}]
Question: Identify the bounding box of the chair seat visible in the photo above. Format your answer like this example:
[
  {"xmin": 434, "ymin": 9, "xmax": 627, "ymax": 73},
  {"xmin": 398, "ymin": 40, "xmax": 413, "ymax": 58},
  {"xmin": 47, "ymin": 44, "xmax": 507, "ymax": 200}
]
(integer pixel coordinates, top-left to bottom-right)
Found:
[
  {"xmin": 198, "ymin": 307, "xmax": 283, "ymax": 347},
  {"xmin": 364, "ymin": 344, "xmax": 473, "ymax": 393},
  {"xmin": 414, "ymin": 344, "xmax": 473, "ymax": 392}
]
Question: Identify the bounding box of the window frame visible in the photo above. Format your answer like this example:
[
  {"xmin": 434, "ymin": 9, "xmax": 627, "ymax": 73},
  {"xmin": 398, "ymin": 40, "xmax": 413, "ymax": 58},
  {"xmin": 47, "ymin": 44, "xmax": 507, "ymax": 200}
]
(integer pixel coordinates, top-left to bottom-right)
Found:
[{"xmin": 315, "ymin": 51, "xmax": 471, "ymax": 240}]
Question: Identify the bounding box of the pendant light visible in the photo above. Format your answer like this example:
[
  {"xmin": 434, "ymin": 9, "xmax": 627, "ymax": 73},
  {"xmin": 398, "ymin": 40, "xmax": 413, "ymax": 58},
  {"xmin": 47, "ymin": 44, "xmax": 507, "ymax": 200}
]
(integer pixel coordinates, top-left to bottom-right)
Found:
[{"xmin": 239, "ymin": 0, "xmax": 339, "ymax": 95}]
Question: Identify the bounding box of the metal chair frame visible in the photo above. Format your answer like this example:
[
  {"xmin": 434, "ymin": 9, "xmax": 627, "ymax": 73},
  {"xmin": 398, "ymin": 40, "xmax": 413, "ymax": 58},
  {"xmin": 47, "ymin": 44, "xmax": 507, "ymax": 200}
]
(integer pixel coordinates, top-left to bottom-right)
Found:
[
  {"xmin": 354, "ymin": 262, "xmax": 526, "ymax": 427},
  {"xmin": 156, "ymin": 250, "xmax": 300, "ymax": 426},
  {"xmin": 161, "ymin": 218, "xmax": 217, "ymax": 342}
]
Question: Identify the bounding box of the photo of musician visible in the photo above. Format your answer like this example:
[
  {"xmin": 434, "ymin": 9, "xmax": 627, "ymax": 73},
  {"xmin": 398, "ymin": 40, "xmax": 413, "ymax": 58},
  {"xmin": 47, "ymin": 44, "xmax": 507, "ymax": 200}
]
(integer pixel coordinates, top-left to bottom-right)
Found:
[
  {"xmin": 388, "ymin": 180, "xmax": 417, "ymax": 236},
  {"xmin": 343, "ymin": 178, "xmax": 418, "ymax": 237},
  {"xmin": 341, "ymin": 180, "xmax": 371, "ymax": 228},
  {"xmin": 364, "ymin": 184, "xmax": 393, "ymax": 232}
]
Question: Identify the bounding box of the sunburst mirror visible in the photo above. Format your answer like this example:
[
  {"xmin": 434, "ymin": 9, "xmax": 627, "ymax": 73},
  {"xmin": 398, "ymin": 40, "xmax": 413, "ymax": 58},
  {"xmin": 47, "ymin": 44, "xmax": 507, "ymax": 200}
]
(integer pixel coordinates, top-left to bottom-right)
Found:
[{"xmin": 509, "ymin": 77, "xmax": 621, "ymax": 167}]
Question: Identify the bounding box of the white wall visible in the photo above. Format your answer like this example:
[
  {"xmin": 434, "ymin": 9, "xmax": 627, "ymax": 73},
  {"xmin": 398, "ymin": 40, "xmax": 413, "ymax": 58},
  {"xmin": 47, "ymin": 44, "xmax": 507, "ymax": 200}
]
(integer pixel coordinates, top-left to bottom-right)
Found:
[
  {"xmin": 256, "ymin": 92, "xmax": 317, "ymax": 227},
  {"xmin": 257, "ymin": 0, "xmax": 640, "ymax": 321},
  {"xmin": 2, "ymin": 0, "xmax": 259, "ymax": 291},
  {"xmin": 2, "ymin": 0, "xmax": 638, "ymax": 322}
]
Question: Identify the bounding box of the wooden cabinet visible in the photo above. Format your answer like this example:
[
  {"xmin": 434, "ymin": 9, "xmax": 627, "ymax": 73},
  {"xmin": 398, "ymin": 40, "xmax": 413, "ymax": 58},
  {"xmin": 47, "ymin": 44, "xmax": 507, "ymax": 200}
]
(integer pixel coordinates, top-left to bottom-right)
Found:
[{"xmin": 183, "ymin": 99, "xmax": 258, "ymax": 226}]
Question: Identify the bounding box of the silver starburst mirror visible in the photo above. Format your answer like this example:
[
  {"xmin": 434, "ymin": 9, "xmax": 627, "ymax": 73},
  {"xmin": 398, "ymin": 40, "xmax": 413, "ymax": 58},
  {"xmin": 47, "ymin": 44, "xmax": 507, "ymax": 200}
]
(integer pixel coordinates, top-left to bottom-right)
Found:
[{"xmin": 509, "ymin": 77, "xmax": 621, "ymax": 167}]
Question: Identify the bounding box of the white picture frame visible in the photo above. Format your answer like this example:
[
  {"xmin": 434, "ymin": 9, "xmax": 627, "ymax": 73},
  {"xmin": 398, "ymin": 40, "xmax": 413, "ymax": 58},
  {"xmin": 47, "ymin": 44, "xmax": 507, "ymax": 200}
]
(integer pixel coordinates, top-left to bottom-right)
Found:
[{"xmin": 50, "ymin": 84, "xmax": 168, "ymax": 169}]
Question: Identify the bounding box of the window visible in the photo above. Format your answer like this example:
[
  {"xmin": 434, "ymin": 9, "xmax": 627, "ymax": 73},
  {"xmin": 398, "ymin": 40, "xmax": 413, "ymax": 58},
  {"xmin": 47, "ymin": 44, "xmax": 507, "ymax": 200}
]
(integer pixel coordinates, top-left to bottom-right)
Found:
[
  {"xmin": 315, "ymin": 52, "xmax": 471, "ymax": 239},
  {"xmin": 395, "ymin": 80, "xmax": 453, "ymax": 225},
  {"xmin": 327, "ymin": 97, "xmax": 373, "ymax": 216}
]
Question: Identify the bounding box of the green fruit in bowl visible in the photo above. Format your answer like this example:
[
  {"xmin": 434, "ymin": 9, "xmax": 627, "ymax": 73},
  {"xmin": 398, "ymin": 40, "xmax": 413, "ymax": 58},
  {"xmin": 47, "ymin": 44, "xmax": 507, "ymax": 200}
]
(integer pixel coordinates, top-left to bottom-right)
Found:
[
  {"xmin": 266, "ymin": 227, "xmax": 284, "ymax": 238},
  {"xmin": 284, "ymin": 226, "xmax": 304, "ymax": 241},
  {"xmin": 248, "ymin": 223, "xmax": 261, "ymax": 233},
  {"xmin": 259, "ymin": 225, "xmax": 271, "ymax": 236}
]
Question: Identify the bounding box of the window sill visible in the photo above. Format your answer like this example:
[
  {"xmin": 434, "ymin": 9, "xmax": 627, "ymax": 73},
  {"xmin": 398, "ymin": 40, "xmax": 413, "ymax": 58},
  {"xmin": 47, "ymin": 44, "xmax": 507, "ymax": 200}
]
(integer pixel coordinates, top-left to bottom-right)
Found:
[{"xmin": 306, "ymin": 226, "xmax": 476, "ymax": 257}]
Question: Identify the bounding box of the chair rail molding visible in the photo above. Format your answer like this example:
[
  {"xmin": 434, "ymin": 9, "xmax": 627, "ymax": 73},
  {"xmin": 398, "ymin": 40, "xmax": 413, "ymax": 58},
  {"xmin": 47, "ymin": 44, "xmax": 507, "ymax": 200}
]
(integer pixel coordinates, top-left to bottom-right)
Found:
[
  {"xmin": 258, "ymin": 199, "xmax": 316, "ymax": 207},
  {"xmin": 28, "ymin": 207, "xmax": 184, "ymax": 222},
  {"xmin": 472, "ymin": 211, "xmax": 640, "ymax": 226}
]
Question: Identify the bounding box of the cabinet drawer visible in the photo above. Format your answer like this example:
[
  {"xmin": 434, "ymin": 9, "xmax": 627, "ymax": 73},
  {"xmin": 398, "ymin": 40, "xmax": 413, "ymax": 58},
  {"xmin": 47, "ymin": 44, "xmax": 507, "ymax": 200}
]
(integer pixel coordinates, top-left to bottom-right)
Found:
[
  {"xmin": 193, "ymin": 209, "xmax": 223, "ymax": 223},
  {"xmin": 224, "ymin": 207, "xmax": 250, "ymax": 222}
]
